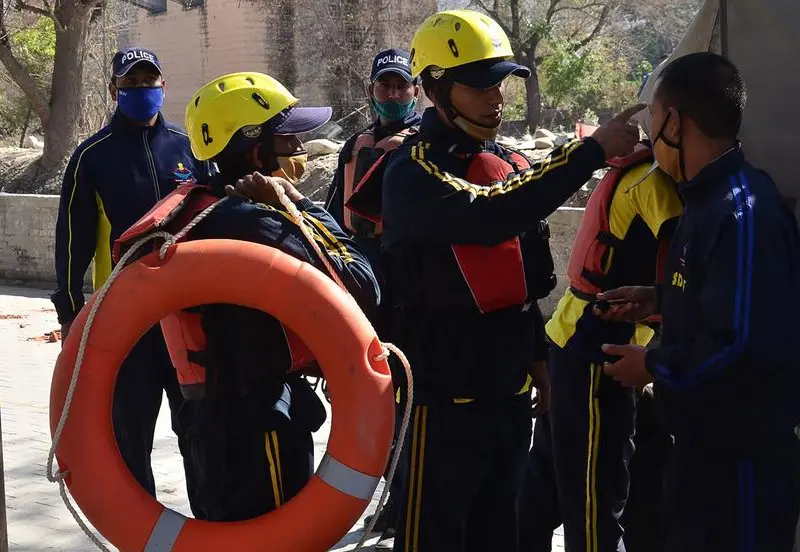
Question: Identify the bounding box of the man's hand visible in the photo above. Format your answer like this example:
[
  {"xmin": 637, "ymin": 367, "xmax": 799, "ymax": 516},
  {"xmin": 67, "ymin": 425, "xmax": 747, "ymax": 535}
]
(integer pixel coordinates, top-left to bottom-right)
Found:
[
  {"xmin": 529, "ymin": 360, "xmax": 550, "ymax": 418},
  {"xmin": 601, "ymin": 344, "xmax": 652, "ymax": 391},
  {"xmin": 225, "ymin": 172, "xmax": 304, "ymax": 207},
  {"xmin": 590, "ymin": 104, "xmax": 647, "ymax": 160},
  {"xmin": 593, "ymin": 286, "xmax": 658, "ymax": 322},
  {"xmin": 60, "ymin": 321, "xmax": 72, "ymax": 348}
]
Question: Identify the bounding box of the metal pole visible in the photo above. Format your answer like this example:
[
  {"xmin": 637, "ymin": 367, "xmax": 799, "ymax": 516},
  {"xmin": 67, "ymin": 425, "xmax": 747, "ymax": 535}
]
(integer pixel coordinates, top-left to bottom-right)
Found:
[
  {"xmin": 0, "ymin": 405, "xmax": 8, "ymax": 552},
  {"xmin": 719, "ymin": 0, "xmax": 729, "ymax": 58}
]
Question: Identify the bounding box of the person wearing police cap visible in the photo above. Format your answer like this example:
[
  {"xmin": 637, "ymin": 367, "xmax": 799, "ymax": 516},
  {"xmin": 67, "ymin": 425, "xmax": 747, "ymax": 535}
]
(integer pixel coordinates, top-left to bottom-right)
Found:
[
  {"xmin": 361, "ymin": 9, "xmax": 644, "ymax": 551},
  {"xmin": 323, "ymin": 47, "xmax": 422, "ymax": 539},
  {"xmin": 324, "ymin": 47, "xmax": 421, "ymax": 256},
  {"xmin": 51, "ymin": 46, "xmax": 211, "ymax": 513}
]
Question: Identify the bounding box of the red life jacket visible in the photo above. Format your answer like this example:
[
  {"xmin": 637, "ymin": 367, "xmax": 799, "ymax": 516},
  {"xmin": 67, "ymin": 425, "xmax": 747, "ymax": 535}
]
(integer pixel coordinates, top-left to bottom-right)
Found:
[
  {"xmin": 566, "ymin": 147, "xmax": 655, "ymax": 299},
  {"xmin": 343, "ymin": 126, "xmax": 417, "ymax": 236},
  {"xmin": 112, "ymin": 182, "xmax": 315, "ymax": 400},
  {"xmin": 452, "ymin": 150, "xmax": 534, "ymax": 313}
]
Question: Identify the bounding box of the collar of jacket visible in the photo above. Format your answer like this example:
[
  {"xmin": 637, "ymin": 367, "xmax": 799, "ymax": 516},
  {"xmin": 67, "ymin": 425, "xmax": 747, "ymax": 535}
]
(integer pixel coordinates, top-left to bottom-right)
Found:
[
  {"xmin": 680, "ymin": 141, "xmax": 745, "ymax": 197},
  {"xmin": 418, "ymin": 107, "xmax": 496, "ymax": 155},
  {"xmin": 110, "ymin": 108, "xmax": 165, "ymax": 133},
  {"xmin": 372, "ymin": 110, "xmax": 423, "ymax": 141}
]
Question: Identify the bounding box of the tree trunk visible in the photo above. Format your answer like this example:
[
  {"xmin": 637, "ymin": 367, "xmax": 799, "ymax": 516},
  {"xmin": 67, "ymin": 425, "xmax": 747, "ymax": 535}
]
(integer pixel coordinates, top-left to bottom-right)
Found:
[
  {"xmin": 525, "ymin": 63, "xmax": 542, "ymax": 134},
  {"xmin": 40, "ymin": 2, "xmax": 95, "ymax": 170},
  {"xmin": 276, "ymin": 0, "xmax": 296, "ymax": 92}
]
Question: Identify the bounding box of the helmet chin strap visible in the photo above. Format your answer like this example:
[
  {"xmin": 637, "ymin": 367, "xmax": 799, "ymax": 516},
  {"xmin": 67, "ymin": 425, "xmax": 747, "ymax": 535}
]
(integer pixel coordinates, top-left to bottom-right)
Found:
[{"xmin": 452, "ymin": 111, "xmax": 500, "ymax": 141}]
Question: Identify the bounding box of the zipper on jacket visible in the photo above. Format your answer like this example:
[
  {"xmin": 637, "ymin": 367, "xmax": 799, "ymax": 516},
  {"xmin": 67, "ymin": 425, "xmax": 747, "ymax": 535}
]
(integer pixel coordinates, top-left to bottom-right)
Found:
[{"xmin": 142, "ymin": 130, "xmax": 160, "ymax": 201}]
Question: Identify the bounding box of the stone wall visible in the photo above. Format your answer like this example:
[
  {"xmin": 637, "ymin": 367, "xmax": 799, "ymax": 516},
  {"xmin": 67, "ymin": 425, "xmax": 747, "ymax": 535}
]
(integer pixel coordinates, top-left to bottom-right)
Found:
[
  {"xmin": 0, "ymin": 194, "xmax": 91, "ymax": 289},
  {"xmin": 0, "ymin": 193, "xmax": 584, "ymax": 316}
]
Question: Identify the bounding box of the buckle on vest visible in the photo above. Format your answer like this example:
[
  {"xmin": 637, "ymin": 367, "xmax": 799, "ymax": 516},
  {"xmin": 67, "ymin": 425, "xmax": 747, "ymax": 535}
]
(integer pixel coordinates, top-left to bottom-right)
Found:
[{"xmin": 537, "ymin": 220, "xmax": 551, "ymax": 240}]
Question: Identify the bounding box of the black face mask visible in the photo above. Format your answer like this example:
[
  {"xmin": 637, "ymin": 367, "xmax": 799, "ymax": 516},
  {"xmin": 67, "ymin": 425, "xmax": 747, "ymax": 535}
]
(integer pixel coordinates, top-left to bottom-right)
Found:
[{"xmin": 653, "ymin": 111, "xmax": 686, "ymax": 182}]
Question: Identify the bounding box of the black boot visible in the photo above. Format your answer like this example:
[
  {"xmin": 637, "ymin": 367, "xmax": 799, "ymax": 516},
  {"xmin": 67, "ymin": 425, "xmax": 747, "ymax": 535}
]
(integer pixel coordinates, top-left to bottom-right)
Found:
[{"xmin": 364, "ymin": 495, "xmax": 396, "ymax": 534}]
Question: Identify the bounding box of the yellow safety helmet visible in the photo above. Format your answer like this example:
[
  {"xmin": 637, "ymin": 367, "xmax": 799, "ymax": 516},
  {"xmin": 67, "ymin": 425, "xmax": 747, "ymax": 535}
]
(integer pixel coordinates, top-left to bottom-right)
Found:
[
  {"xmin": 409, "ymin": 9, "xmax": 515, "ymax": 79},
  {"xmin": 185, "ymin": 72, "xmax": 332, "ymax": 161}
]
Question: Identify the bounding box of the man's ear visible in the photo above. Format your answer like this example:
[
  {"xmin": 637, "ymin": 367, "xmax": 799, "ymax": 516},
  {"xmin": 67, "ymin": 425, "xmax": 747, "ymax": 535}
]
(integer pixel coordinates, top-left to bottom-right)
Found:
[
  {"xmin": 250, "ymin": 143, "xmax": 264, "ymax": 169},
  {"xmin": 413, "ymin": 83, "xmax": 421, "ymax": 100},
  {"xmin": 666, "ymin": 107, "xmax": 682, "ymax": 141},
  {"xmin": 109, "ymin": 80, "xmax": 118, "ymax": 102},
  {"xmin": 161, "ymin": 79, "xmax": 167, "ymax": 99}
]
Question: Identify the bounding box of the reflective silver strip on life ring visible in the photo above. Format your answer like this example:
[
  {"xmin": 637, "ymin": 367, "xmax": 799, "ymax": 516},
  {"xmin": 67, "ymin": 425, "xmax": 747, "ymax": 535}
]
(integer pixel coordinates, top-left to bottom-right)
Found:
[
  {"xmin": 316, "ymin": 453, "xmax": 380, "ymax": 501},
  {"xmin": 144, "ymin": 508, "xmax": 187, "ymax": 551}
]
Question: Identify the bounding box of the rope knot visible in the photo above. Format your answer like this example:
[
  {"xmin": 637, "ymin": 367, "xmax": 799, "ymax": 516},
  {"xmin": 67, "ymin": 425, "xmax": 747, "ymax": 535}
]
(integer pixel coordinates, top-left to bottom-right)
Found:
[
  {"xmin": 373, "ymin": 348, "xmax": 390, "ymax": 362},
  {"xmin": 158, "ymin": 235, "xmax": 177, "ymax": 260},
  {"xmin": 46, "ymin": 467, "xmax": 69, "ymax": 484}
]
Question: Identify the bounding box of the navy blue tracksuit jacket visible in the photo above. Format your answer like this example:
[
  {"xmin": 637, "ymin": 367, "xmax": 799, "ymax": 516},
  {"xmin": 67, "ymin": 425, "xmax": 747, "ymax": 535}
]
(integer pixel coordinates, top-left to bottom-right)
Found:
[
  {"xmin": 645, "ymin": 146, "xmax": 800, "ymax": 552},
  {"xmin": 51, "ymin": 110, "xmax": 209, "ymax": 324},
  {"xmin": 647, "ymin": 146, "xmax": 800, "ymax": 451}
]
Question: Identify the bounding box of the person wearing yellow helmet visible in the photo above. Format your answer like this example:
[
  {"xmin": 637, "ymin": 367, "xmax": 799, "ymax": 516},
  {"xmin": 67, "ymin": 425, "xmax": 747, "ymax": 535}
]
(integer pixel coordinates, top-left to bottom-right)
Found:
[
  {"xmin": 128, "ymin": 71, "xmax": 380, "ymax": 521},
  {"xmin": 365, "ymin": 9, "xmax": 644, "ymax": 551}
]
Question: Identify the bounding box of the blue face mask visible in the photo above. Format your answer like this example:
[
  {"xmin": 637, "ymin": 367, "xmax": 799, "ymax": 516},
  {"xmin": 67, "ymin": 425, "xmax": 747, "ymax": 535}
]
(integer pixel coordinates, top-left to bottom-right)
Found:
[
  {"xmin": 117, "ymin": 86, "xmax": 163, "ymax": 122},
  {"xmin": 371, "ymin": 97, "xmax": 416, "ymax": 122}
]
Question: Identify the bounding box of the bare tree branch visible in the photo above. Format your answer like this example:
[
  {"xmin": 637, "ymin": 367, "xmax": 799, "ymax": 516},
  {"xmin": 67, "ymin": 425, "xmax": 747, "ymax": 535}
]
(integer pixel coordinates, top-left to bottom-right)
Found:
[
  {"xmin": 14, "ymin": 0, "xmax": 49, "ymax": 17},
  {"xmin": 510, "ymin": 0, "xmax": 519, "ymax": 39},
  {"xmin": 545, "ymin": 0, "xmax": 561, "ymax": 23},
  {"xmin": 552, "ymin": 2, "xmax": 607, "ymax": 16},
  {"xmin": 473, "ymin": 0, "xmax": 512, "ymax": 37},
  {"xmin": 573, "ymin": 4, "xmax": 610, "ymax": 50}
]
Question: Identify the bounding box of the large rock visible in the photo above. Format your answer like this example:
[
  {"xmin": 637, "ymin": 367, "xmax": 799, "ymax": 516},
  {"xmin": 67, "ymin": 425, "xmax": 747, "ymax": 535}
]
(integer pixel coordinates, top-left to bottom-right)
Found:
[
  {"xmin": 305, "ymin": 139, "xmax": 342, "ymax": 157},
  {"xmin": 554, "ymin": 133, "xmax": 575, "ymax": 147},
  {"xmin": 534, "ymin": 127, "xmax": 556, "ymax": 141},
  {"xmin": 26, "ymin": 136, "xmax": 44, "ymax": 150},
  {"xmin": 297, "ymin": 152, "xmax": 339, "ymax": 202},
  {"xmin": 496, "ymin": 135, "xmax": 517, "ymax": 147},
  {"xmin": 516, "ymin": 139, "xmax": 537, "ymax": 150}
]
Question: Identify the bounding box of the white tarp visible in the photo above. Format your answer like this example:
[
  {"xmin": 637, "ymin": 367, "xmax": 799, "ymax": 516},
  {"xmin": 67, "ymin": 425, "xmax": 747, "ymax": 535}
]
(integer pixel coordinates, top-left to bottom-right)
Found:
[{"xmin": 635, "ymin": 0, "xmax": 800, "ymax": 217}]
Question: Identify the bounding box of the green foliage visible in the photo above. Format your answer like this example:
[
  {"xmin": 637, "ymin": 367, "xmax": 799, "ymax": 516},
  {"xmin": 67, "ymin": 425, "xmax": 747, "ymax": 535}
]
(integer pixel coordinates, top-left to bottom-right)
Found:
[
  {"xmin": 11, "ymin": 17, "xmax": 56, "ymax": 87},
  {"xmin": 0, "ymin": 16, "xmax": 54, "ymax": 138},
  {"xmin": 502, "ymin": 76, "xmax": 527, "ymax": 121},
  {"xmin": 539, "ymin": 38, "xmax": 643, "ymax": 123}
]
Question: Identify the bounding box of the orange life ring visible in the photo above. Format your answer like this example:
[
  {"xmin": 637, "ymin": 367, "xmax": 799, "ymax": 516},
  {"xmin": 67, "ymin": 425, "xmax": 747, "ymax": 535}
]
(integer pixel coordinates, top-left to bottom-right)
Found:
[{"xmin": 49, "ymin": 239, "xmax": 395, "ymax": 551}]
